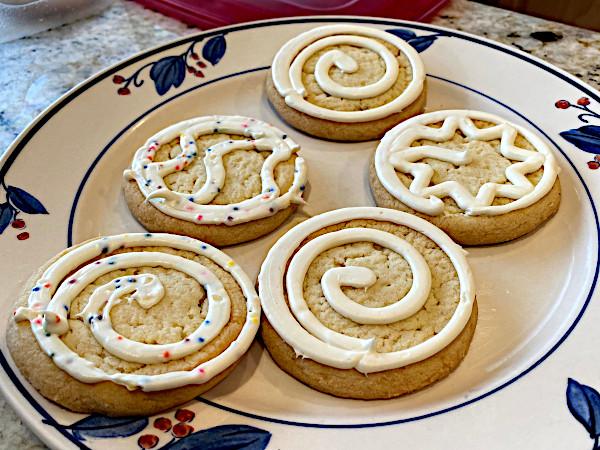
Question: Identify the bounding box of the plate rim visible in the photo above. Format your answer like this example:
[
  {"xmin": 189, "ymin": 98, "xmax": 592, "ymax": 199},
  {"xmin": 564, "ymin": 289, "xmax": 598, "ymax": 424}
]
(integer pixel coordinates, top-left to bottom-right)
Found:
[{"xmin": 1, "ymin": 15, "xmax": 599, "ymax": 449}]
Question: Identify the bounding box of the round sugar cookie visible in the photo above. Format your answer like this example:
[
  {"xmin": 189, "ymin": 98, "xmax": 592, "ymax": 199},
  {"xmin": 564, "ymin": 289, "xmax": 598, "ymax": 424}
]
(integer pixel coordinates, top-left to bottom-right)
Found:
[
  {"xmin": 123, "ymin": 115, "xmax": 308, "ymax": 247},
  {"xmin": 370, "ymin": 110, "xmax": 561, "ymax": 245},
  {"xmin": 7, "ymin": 233, "xmax": 260, "ymax": 416},
  {"xmin": 258, "ymin": 207, "xmax": 477, "ymax": 399},
  {"xmin": 267, "ymin": 24, "xmax": 427, "ymax": 141}
]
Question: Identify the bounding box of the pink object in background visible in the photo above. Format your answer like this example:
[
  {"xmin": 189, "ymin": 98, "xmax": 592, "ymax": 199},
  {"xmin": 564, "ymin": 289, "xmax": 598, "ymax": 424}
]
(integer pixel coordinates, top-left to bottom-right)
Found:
[{"xmin": 133, "ymin": 0, "xmax": 448, "ymax": 29}]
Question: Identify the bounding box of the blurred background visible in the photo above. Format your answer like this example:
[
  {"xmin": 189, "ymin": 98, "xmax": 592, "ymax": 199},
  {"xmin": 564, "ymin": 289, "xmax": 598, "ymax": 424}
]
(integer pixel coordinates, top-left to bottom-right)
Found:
[
  {"xmin": 1, "ymin": 0, "xmax": 598, "ymax": 44},
  {"xmin": 476, "ymin": 0, "xmax": 599, "ymax": 31}
]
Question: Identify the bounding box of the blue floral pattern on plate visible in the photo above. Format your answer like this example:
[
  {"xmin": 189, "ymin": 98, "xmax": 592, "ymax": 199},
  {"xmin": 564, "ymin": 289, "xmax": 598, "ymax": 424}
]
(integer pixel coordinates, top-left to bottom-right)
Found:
[
  {"xmin": 554, "ymin": 97, "xmax": 600, "ymax": 168},
  {"xmin": 0, "ymin": 177, "xmax": 48, "ymax": 240},
  {"xmin": 112, "ymin": 34, "xmax": 227, "ymax": 96},
  {"xmin": 44, "ymin": 408, "xmax": 271, "ymax": 449},
  {"xmin": 567, "ymin": 379, "xmax": 600, "ymax": 450}
]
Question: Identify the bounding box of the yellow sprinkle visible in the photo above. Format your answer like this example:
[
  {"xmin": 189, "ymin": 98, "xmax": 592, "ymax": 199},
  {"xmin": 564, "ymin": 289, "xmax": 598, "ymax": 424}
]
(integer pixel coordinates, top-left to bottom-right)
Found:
[
  {"xmin": 227, "ymin": 261, "xmax": 235, "ymax": 267},
  {"xmin": 250, "ymin": 317, "xmax": 259, "ymax": 324}
]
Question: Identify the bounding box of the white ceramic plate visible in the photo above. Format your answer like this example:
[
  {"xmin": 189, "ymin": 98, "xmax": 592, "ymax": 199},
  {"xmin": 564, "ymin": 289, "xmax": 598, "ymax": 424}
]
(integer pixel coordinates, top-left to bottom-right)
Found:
[{"xmin": 1, "ymin": 17, "xmax": 600, "ymax": 450}]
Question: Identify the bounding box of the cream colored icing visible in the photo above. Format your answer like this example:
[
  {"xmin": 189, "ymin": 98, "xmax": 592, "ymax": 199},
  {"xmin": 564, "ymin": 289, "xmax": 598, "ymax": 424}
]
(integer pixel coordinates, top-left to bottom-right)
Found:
[
  {"xmin": 271, "ymin": 25, "xmax": 425, "ymax": 123},
  {"xmin": 374, "ymin": 110, "xmax": 560, "ymax": 216},
  {"xmin": 258, "ymin": 207, "xmax": 475, "ymax": 373},
  {"xmin": 14, "ymin": 233, "xmax": 260, "ymax": 392},
  {"xmin": 124, "ymin": 115, "xmax": 307, "ymax": 225}
]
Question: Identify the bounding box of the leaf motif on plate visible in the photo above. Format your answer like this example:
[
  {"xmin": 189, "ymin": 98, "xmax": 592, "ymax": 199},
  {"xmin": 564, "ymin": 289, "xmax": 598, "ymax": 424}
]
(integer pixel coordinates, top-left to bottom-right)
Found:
[
  {"xmin": 57, "ymin": 415, "xmax": 149, "ymax": 441},
  {"xmin": 163, "ymin": 424, "xmax": 271, "ymax": 450},
  {"xmin": 560, "ymin": 125, "xmax": 600, "ymax": 154},
  {"xmin": 385, "ymin": 29, "xmax": 441, "ymax": 53},
  {"xmin": 567, "ymin": 378, "xmax": 600, "ymax": 439},
  {"xmin": 405, "ymin": 35, "xmax": 438, "ymax": 53},
  {"xmin": 0, "ymin": 202, "xmax": 14, "ymax": 234},
  {"xmin": 150, "ymin": 56, "xmax": 187, "ymax": 96},
  {"xmin": 202, "ymin": 35, "xmax": 227, "ymax": 66},
  {"xmin": 386, "ymin": 29, "xmax": 417, "ymax": 41},
  {"xmin": 6, "ymin": 186, "xmax": 48, "ymax": 214}
]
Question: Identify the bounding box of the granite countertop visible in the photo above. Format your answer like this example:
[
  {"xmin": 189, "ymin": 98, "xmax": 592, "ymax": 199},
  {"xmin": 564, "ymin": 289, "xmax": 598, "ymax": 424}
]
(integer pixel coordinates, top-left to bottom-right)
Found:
[{"xmin": 0, "ymin": 0, "xmax": 599, "ymax": 448}]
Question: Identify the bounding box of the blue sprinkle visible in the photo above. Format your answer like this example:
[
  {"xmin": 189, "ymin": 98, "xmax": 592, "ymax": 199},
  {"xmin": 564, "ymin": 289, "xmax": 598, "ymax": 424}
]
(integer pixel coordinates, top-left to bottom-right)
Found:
[
  {"xmin": 115, "ymin": 285, "xmax": 121, "ymax": 289},
  {"xmin": 50, "ymin": 352, "xmax": 55, "ymax": 358},
  {"xmin": 97, "ymin": 315, "xmax": 103, "ymax": 321},
  {"xmin": 128, "ymin": 278, "xmax": 136, "ymax": 283},
  {"xmin": 216, "ymin": 121, "xmax": 221, "ymax": 124},
  {"xmin": 282, "ymin": 134, "xmax": 287, "ymax": 139},
  {"xmin": 143, "ymin": 165, "xmax": 148, "ymax": 169},
  {"xmin": 269, "ymin": 187, "xmax": 275, "ymax": 192},
  {"xmin": 205, "ymin": 320, "xmax": 211, "ymax": 325},
  {"xmin": 201, "ymin": 245, "xmax": 207, "ymax": 250},
  {"xmin": 101, "ymin": 246, "xmax": 109, "ymax": 254},
  {"xmin": 189, "ymin": 141, "xmax": 194, "ymax": 145},
  {"xmin": 63, "ymin": 305, "xmax": 69, "ymax": 311},
  {"xmin": 233, "ymin": 206, "xmax": 239, "ymax": 211},
  {"xmin": 32, "ymin": 287, "xmax": 40, "ymax": 292},
  {"xmin": 88, "ymin": 316, "xmax": 93, "ymax": 324},
  {"xmin": 108, "ymin": 261, "xmax": 115, "ymax": 265},
  {"xmin": 197, "ymin": 337, "xmax": 205, "ymax": 343},
  {"xmin": 213, "ymin": 128, "xmax": 218, "ymax": 133},
  {"xmin": 188, "ymin": 197, "xmax": 194, "ymax": 202},
  {"xmin": 114, "ymin": 278, "xmax": 120, "ymax": 283},
  {"xmin": 192, "ymin": 152, "xmax": 197, "ymax": 156},
  {"xmin": 207, "ymin": 148, "xmax": 212, "ymax": 152},
  {"xmin": 300, "ymin": 185, "xmax": 305, "ymax": 191},
  {"xmin": 45, "ymin": 332, "xmax": 51, "ymax": 337},
  {"xmin": 145, "ymin": 233, "xmax": 152, "ymax": 237}
]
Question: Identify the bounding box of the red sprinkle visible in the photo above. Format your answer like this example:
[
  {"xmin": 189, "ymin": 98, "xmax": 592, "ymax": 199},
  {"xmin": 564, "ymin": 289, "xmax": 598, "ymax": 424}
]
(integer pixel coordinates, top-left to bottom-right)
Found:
[
  {"xmin": 17, "ymin": 232, "xmax": 29, "ymax": 241},
  {"xmin": 55, "ymin": 316, "xmax": 61, "ymax": 323},
  {"xmin": 33, "ymin": 318, "xmax": 42, "ymax": 325},
  {"xmin": 117, "ymin": 336, "xmax": 123, "ymax": 340},
  {"xmin": 68, "ymin": 279, "xmax": 77, "ymax": 284},
  {"xmin": 44, "ymin": 283, "xmax": 51, "ymax": 288},
  {"xmin": 163, "ymin": 351, "xmax": 171, "ymax": 359},
  {"xmin": 198, "ymin": 367, "xmax": 205, "ymax": 374},
  {"xmin": 196, "ymin": 214, "xmax": 203, "ymax": 221}
]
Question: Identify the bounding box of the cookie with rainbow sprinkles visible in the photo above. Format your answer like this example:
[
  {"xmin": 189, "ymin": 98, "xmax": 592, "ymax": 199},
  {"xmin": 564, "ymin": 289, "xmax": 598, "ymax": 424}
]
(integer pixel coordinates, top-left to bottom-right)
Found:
[
  {"xmin": 123, "ymin": 115, "xmax": 307, "ymax": 247},
  {"xmin": 370, "ymin": 110, "xmax": 561, "ymax": 245},
  {"xmin": 266, "ymin": 24, "xmax": 427, "ymax": 141},
  {"xmin": 7, "ymin": 233, "xmax": 260, "ymax": 416},
  {"xmin": 258, "ymin": 207, "xmax": 477, "ymax": 399}
]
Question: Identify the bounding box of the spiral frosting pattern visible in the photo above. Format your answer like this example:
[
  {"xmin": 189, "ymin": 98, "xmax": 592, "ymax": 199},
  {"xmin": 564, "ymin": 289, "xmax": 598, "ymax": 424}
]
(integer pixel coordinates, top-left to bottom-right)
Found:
[
  {"xmin": 14, "ymin": 233, "xmax": 260, "ymax": 391},
  {"xmin": 258, "ymin": 207, "xmax": 475, "ymax": 374},
  {"xmin": 271, "ymin": 25, "xmax": 425, "ymax": 123}
]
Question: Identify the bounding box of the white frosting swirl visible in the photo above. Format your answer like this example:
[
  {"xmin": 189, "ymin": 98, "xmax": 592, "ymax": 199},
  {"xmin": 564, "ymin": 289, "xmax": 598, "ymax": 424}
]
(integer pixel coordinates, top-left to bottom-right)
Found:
[
  {"xmin": 258, "ymin": 207, "xmax": 475, "ymax": 373},
  {"xmin": 14, "ymin": 233, "xmax": 260, "ymax": 392},
  {"xmin": 374, "ymin": 110, "xmax": 560, "ymax": 216},
  {"xmin": 124, "ymin": 115, "xmax": 307, "ymax": 225},
  {"xmin": 271, "ymin": 25, "xmax": 425, "ymax": 123}
]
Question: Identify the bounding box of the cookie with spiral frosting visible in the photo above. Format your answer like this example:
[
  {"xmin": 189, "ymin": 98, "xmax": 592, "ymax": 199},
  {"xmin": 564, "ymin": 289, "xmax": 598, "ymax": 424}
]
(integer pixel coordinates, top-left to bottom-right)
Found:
[
  {"xmin": 266, "ymin": 24, "xmax": 427, "ymax": 141},
  {"xmin": 7, "ymin": 233, "xmax": 260, "ymax": 416},
  {"xmin": 123, "ymin": 115, "xmax": 308, "ymax": 247},
  {"xmin": 370, "ymin": 110, "xmax": 561, "ymax": 245},
  {"xmin": 258, "ymin": 207, "xmax": 477, "ymax": 399}
]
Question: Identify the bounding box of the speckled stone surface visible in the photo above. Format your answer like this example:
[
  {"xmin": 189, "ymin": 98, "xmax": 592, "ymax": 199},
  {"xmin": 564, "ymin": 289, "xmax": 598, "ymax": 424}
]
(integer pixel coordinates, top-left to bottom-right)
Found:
[{"xmin": 0, "ymin": 0, "xmax": 599, "ymax": 448}]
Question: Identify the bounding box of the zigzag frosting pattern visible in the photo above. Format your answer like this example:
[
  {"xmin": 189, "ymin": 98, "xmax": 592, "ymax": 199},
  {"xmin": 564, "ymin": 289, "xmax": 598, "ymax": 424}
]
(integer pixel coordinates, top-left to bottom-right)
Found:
[{"xmin": 375, "ymin": 110, "xmax": 559, "ymax": 216}]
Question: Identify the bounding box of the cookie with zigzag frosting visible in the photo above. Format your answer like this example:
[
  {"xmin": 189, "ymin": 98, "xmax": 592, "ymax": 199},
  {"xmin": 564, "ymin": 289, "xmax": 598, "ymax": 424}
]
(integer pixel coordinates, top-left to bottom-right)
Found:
[
  {"xmin": 370, "ymin": 110, "xmax": 561, "ymax": 245},
  {"xmin": 123, "ymin": 115, "xmax": 308, "ymax": 247}
]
